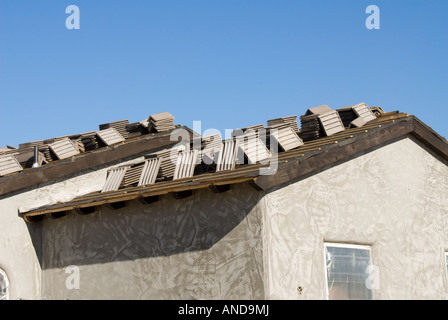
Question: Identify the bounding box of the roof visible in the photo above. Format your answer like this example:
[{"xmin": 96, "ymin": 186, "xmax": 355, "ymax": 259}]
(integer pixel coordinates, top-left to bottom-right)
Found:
[
  {"xmin": 17, "ymin": 108, "xmax": 448, "ymax": 223},
  {"xmin": 0, "ymin": 125, "xmax": 194, "ymax": 196}
]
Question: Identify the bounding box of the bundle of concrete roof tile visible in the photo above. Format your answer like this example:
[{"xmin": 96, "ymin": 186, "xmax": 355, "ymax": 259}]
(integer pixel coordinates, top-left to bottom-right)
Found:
[
  {"xmin": 0, "ymin": 154, "xmax": 23, "ymax": 176},
  {"xmin": 299, "ymin": 112, "xmax": 326, "ymax": 142},
  {"xmin": 148, "ymin": 112, "xmax": 176, "ymax": 133},
  {"xmin": 267, "ymin": 115, "xmax": 299, "ymax": 132},
  {"xmin": 0, "ymin": 105, "xmax": 381, "ymax": 178},
  {"xmin": 121, "ymin": 163, "xmax": 145, "ymax": 187},
  {"xmin": 300, "ymin": 105, "xmax": 345, "ymax": 141},
  {"xmin": 336, "ymin": 107, "xmax": 358, "ymax": 127},
  {"xmin": 336, "ymin": 103, "xmax": 377, "ymax": 128},
  {"xmin": 232, "ymin": 124, "xmax": 265, "ymax": 137},
  {"xmin": 99, "ymin": 120, "xmax": 130, "ymax": 139},
  {"xmin": 146, "ymin": 148, "xmax": 178, "ymax": 180},
  {"xmin": 80, "ymin": 133, "xmax": 104, "ymax": 151},
  {"xmin": 194, "ymin": 133, "xmax": 223, "ymax": 164},
  {"xmin": 125, "ymin": 122, "xmax": 148, "ymax": 139}
]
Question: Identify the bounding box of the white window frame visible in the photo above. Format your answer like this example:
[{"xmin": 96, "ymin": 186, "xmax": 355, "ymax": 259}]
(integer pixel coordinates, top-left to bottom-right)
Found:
[
  {"xmin": 444, "ymin": 251, "xmax": 448, "ymax": 287},
  {"xmin": 323, "ymin": 242, "xmax": 373, "ymax": 300},
  {"xmin": 0, "ymin": 267, "xmax": 9, "ymax": 300}
]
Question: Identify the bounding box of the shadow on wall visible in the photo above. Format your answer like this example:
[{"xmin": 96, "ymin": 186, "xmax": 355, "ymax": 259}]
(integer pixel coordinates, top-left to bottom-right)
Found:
[{"xmin": 26, "ymin": 182, "xmax": 263, "ymax": 270}]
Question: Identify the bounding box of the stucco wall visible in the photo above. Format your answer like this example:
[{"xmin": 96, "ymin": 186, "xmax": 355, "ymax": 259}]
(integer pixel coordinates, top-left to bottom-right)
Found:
[
  {"xmin": 263, "ymin": 137, "xmax": 448, "ymax": 299},
  {"xmin": 2, "ymin": 135, "xmax": 448, "ymax": 300},
  {"xmin": 0, "ymin": 156, "xmax": 145, "ymax": 299},
  {"xmin": 40, "ymin": 184, "xmax": 265, "ymax": 300}
]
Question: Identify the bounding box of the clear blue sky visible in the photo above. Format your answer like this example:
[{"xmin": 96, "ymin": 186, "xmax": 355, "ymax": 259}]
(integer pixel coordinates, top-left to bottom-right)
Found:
[{"xmin": 1, "ymin": 0, "xmax": 447, "ymax": 147}]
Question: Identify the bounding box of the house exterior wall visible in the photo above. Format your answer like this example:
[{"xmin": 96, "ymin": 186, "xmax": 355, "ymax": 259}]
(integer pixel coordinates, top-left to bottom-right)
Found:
[
  {"xmin": 263, "ymin": 137, "xmax": 448, "ymax": 299},
  {"xmin": 40, "ymin": 184, "xmax": 265, "ymax": 300},
  {"xmin": 0, "ymin": 166, "xmax": 109, "ymax": 299},
  {"xmin": 2, "ymin": 136, "xmax": 448, "ymax": 300},
  {"xmin": 0, "ymin": 156, "xmax": 146, "ymax": 299}
]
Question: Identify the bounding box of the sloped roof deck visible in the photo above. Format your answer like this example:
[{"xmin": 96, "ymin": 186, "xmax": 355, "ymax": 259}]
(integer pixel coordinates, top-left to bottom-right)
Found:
[
  {"xmin": 0, "ymin": 126, "xmax": 193, "ymax": 196},
  {"xmin": 19, "ymin": 111, "xmax": 448, "ymax": 223}
]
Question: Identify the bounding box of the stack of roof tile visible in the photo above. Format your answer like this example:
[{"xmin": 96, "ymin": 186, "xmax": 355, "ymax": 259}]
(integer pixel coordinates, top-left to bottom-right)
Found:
[
  {"xmin": 99, "ymin": 120, "xmax": 130, "ymax": 139},
  {"xmin": 125, "ymin": 122, "xmax": 148, "ymax": 139},
  {"xmin": 101, "ymin": 166, "xmax": 130, "ymax": 193},
  {"xmin": 14, "ymin": 148, "xmax": 47, "ymax": 168},
  {"xmin": 96, "ymin": 128, "xmax": 125, "ymax": 146},
  {"xmin": 173, "ymin": 150, "xmax": 200, "ymax": 180},
  {"xmin": 337, "ymin": 103, "xmax": 377, "ymax": 128},
  {"xmin": 80, "ymin": 133, "xmax": 104, "ymax": 151},
  {"xmin": 300, "ymin": 105, "xmax": 345, "ymax": 141},
  {"xmin": 148, "ymin": 112, "xmax": 175, "ymax": 133},
  {"xmin": 0, "ymin": 154, "xmax": 23, "ymax": 176},
  {"xmin": 336, "ymin": 107, "xmax": 358, "ymax": 127},
  {"xmin": 138, "ymin": 158, "xmax": 162, "ymax": 186},
  {"xmin": 232, "ymin": 124, "xmax": 265, "ymax": 138},
  {"xmin": 299, "ymin": 105, "xmax": 333, "ymax": 141},
  {"xmin": 48, "ymin": 138, "xmax": 80, "ymax": 160},
  {"xmin": 299, "ymin": 114, "xmax": 326, "ymax": 141},
  {"xmin": 267, "ymin": 115, "xmax": 299, "ymax": 132},
  {"xmin": 370, "ymin": 106, "xmax": 385, "ymax": 116},
  {"xmin": 267, "ymin": 124, "xmax": 304, "ymax": 151},
  {"xmin": 18, "ymin": 136, "xmax": 86, "ymax": 162},
  {"xmin": 121, "ymin": 163, "xmax": 145, "ymax": 187},
  {"xmin": 73, "ymin": 139, "xmax": 85, "ymax": 153},
  {"xmin": 215, "ymin": 139, "xmax": 239, "ymax": 172},
  {"xmin": 317, "ymin": 111, "xmax": 345, "ymax": 136},
  {"xmin": 194, "ymin": 133, "xmax": 223, "ymax": 164},
  {"xmin": 236, "ymin": 131, "xmax": 272, "ymax": 164},
  {"xmin": 352, "ymin": 103, "xmax": 377, "ymax": 122},
  {"xmin": 146, "ymin": 148, "xmax": 178, "ymax": 180}
]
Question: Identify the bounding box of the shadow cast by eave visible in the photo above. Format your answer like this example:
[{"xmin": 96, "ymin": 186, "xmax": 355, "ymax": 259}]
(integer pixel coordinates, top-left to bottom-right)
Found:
[{"xmin": 26, "ymin": 182, "xmax": 263, "ymax": 270}]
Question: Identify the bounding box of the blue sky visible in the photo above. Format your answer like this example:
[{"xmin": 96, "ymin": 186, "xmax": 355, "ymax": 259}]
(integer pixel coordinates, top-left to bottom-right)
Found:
[{"xmin": 1, "ymin": 0, "xmax": 447, "ymax": 147}]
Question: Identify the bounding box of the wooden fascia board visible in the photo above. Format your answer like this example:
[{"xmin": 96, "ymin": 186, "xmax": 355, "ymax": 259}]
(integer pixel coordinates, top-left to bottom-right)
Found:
[{"xmin": 409, "ymin": 117, "xmax": 448, "ymax": 161}]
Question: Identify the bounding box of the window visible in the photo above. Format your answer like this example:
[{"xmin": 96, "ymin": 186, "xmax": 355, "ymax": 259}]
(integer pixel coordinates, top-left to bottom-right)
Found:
[
  {"xmin": 445, "ymin": 252, "xmax": 448, "ymax": 280},
  {"xmin": 0, "ymin": 268, "xmax": 9, "ymax": 300},
  {"xmin": 324, "ymin": 243, "xmax": 373, "ymax": 300}
]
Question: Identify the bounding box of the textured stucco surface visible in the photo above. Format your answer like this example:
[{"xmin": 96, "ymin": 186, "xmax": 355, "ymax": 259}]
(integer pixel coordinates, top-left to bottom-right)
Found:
[
  {"xmin": 2, "ymin": 136, "xmax": 448, "ymax": 299},
  {"xmin": 263, "ymin": 137, "xmax": 448, "ymax": 299},
  {"xmin": 40, "ymin": 184, "xmax": 265, "ymax": 300},
  {"xmin": 0, "ymin": 157, "xmax": 143, "ymax": 299}
]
